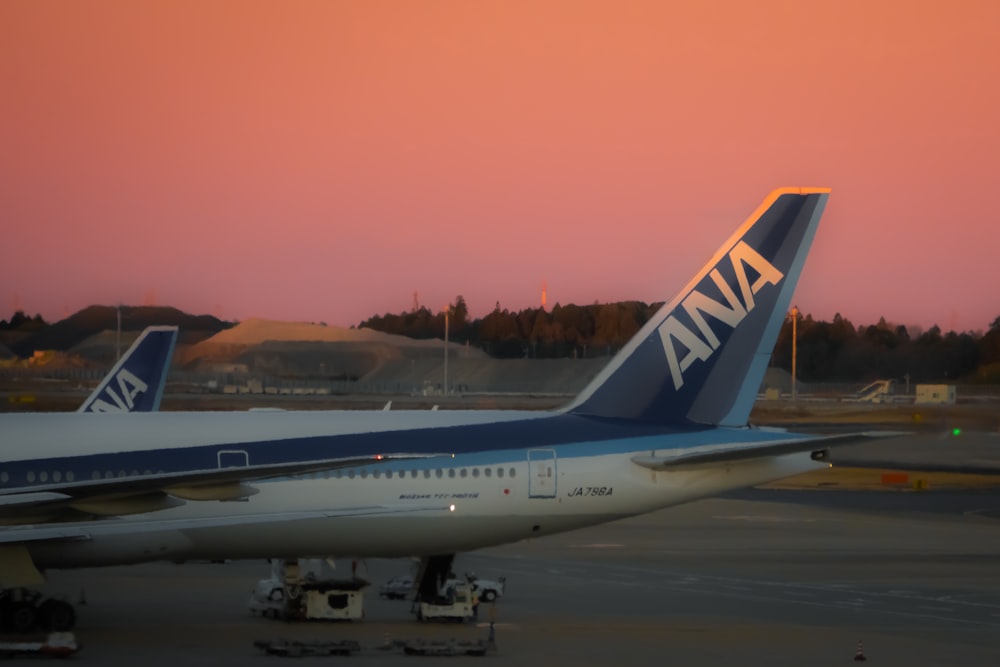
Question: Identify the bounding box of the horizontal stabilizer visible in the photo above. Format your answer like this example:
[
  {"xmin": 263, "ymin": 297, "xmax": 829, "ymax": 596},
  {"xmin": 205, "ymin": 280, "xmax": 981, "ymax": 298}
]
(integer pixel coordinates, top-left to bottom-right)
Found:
[{"xmin": 630, "ymin": 431, "xmax": 906, "ymax": 471}]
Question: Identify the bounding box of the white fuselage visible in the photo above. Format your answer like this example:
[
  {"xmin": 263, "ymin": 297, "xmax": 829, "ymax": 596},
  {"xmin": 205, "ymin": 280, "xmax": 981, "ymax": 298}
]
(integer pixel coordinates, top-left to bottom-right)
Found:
[{"xmin": 23, "ymin": 437, "xmax": 823, "ymax": 570}]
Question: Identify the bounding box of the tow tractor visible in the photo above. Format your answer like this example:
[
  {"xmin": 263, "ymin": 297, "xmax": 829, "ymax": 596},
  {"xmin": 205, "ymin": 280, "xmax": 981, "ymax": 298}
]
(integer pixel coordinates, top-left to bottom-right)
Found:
[
  {"xmin": 414, "ymin": 580, "xmax": 477, "ymax": 622},
  {"xmin": 449, "ymin": 573, "xmax": 506, "ymax": 602}
]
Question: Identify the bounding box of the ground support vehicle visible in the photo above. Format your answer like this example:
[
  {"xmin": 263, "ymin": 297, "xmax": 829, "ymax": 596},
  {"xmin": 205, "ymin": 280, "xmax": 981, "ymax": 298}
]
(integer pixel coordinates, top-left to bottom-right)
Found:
[
  {"xmin": 401, "ymin": 637, "xmax": 491, "ymax": 656},
  {"xmin": 248, "ymin": 577, "xmax": 369, "ymax": 621},
  {"xmin": 378, "ymin": 574, "xmax": 415, "ymax": 600},
  {"xmin": 414, "ymin": 581, "xmax": 477, "ymax": 622},
  {"xmin": 293, "ymin": 578, "xmax": 368, "ymax": 621},
  {"xmin": 0, "ymin": 588, "xmax": 75, "ymax": 633},
  {"xmin": 0, "ymin": 632, "xmax": 80, "ymax": 658},
  {"xmin": 450, "ymin": 573, "xmax": 506, "ymax": 602},
  {"xmin": 253, "ymin": 638, "xmax": 361, "ymax": 656}
]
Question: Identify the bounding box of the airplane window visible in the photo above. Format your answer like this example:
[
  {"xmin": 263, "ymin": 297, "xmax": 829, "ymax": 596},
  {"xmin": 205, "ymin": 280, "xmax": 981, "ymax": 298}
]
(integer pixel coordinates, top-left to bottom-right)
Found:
[
  {"xmin": 67, "ymin": 471, "xmax": 75, "ymax": 482},
  {"xmin": 106, "ymin": 471, "xmax": 114, "ymax": 479},
  {"xmin": 118, "ymin": 471, "xmax": 126, "ymax": 478},
  {"xmin": 422, "ymin": 470, "xmax": 430, "ymax": 478},
  {"xmin": 472, "ymin": 468, "xmax": 480, "ymax": 478},
  {"xmin": 335, "ymin": 470, "xmax": 342, "ymax": 478},
  {"xmin": 373, "ymin": 471, "xmax": 381, "ymax": 479},
  {"xmin": 144, "ymin": 470, "xmax": 152, "ymax": 476},
  {"xmin": 360, "ymin": 470, "xmax": 368, "ymax": 479},
  {"xmin": 547, "ymin": 467, "xmax": 552, "ymax": 478},
  {"xmin": 448, "ymin": 469, "xmax": 456, "ymax": 478},
  {"xmin": 460, "ymin": 468, "xmax": 467, "ymax": 478},
  {"xmin": 348, "ymin": 470, "xmax": 355, "ymax": 479},
  {"xmin": 53, "ymin": 471, "xmax": 62, "ymax": 482},
  {"xmin": 411, "ymin": 470, "xmax": 418, "ymax": 479},
  {"xmin": 509, "ymin": 468, "xmax": 516, "ymax": 478},
  {"xmin": 130, "ymin": 470, "xmax": 139, "ymax": 477},
  {"xmin": 39, "ymin": 471, "xmax": 48, "ymax": 482},
  {"xmin": 436, "ymin": 469, "xmax": 443, "ymax": 478},
  {"xmin": 497, "ymin": 468, "xmax": 504, "ymax": 478},
  {"xmin": 27, "ymin": 471, "xmax": 35, "ymax": 482},
  {"xmin": 484, "ymin": 468, "xmax": 491, "ymax": 478},
  {"xmin": 92, "ymin": 471, "xmax": 100, "ymax": 480},
  {"xmin": 0, "ymin": 472, "xmax": 7, "ymax": 483}
]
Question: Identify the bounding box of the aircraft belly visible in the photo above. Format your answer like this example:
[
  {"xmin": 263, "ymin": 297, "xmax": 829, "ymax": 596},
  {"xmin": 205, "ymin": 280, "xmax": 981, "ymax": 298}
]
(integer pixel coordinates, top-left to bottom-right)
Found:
[
  {"xmin": 30, "ymin": 529, "xmax": 195, "ymax": 570},
  {"xmin": 28, "ymin": 452, "xmax": 821, "ymax": 569}
]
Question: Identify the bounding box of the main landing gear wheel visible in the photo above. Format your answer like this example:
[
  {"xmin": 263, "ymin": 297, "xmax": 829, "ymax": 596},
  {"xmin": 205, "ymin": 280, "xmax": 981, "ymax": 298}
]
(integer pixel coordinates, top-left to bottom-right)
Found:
[{"xmin": 7, "ymin": 601, "xmax": 37, "ymax": 634}]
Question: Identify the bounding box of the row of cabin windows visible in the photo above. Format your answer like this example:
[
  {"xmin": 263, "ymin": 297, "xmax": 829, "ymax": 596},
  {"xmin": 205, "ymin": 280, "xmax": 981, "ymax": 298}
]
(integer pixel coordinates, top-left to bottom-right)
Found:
[
  {"xmin": 336, "ymin": 467, "xmax": 516, "ymax": 480},
  {"xmin": 0, "ymin": 470, "xmax": 164, "ymax": 484},
  {"xmin": 0, "ymin": 467, "xmax": 517, "ymax": 485}
]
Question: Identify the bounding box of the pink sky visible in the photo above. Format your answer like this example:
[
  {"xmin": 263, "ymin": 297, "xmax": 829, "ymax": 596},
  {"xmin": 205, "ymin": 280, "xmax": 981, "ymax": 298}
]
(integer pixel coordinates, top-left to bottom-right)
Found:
[{"xmin": 2, "ymin": 0, "xmax": 998, "ymax": 333}]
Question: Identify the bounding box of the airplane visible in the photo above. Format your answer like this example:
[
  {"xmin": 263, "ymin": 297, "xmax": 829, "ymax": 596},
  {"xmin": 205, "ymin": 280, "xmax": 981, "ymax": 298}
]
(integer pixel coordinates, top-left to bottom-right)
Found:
[
  {"xmin": 77, "ymin": 325, "xmax": 178, "ymax": 413},
  {"xmin": 0, "ymin": 187, "xmax": 887, "ymax": 629}
]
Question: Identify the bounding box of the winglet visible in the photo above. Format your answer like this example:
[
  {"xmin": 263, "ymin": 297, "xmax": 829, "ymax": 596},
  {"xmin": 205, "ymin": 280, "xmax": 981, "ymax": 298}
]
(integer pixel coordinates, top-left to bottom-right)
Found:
[
  {"xmin": 78, "ymin": 326, "xmax": 179, "ymax": 413},
  {"xmin": 564, "ymin": 188, "xmax": 830, "ymax": 427}
]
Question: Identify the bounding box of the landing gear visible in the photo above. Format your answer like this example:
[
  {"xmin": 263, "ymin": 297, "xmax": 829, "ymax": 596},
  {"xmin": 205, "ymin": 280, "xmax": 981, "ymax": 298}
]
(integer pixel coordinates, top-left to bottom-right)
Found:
[{"xmin": 0, "ymin": 589, "xmax": 76, "ymax": 632}]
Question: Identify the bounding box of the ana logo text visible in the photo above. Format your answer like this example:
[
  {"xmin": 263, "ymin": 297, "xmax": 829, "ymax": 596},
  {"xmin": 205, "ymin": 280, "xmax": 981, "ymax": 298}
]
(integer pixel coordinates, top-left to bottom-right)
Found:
[
  {"xmin": 88, "ymin": 369, "xmax": 149, "ymax": 413},
  {"xmin": 659, "ymin": 240, "xmax": 784, "ymax": 390}
]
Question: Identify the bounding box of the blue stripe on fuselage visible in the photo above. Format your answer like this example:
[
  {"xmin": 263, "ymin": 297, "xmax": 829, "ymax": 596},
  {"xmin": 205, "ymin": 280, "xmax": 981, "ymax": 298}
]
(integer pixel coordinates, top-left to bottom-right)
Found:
[{"xmin": 0, "ymin": 415, "xmax": 800, "ymax": 491}]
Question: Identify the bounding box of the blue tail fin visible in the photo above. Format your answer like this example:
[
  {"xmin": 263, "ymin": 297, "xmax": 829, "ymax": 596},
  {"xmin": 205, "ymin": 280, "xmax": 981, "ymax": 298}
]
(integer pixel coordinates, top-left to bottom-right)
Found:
[
  {"xmin": 78, "ymin": 326, "xmax": 178, "ymax": 413},
  {"xmin": 565, "ymin": 188, "xmax": 830, "ymax": 427}
]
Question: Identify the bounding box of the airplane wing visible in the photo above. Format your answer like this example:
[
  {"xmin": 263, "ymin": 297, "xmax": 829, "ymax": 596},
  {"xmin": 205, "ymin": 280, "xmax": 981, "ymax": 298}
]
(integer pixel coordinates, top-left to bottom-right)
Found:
[
  {"xmin": 0, "ymin": 452, "xmax": 449, "ymax": 524},
  {"xmin": 629, "ymin": 431, "xmax": 907, "ymax": 471}
]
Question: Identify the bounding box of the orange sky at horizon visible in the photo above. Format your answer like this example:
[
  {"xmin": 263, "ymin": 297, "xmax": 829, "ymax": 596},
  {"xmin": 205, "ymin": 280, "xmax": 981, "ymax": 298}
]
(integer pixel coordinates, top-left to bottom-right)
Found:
[{"xmin": 2, "ymin": 0, "xmax": 998, "ymax": 333}]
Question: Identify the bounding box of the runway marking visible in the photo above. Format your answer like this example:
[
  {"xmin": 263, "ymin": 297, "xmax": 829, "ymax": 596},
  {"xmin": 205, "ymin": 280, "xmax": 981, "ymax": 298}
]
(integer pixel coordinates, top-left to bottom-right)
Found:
[
  {"xmin": 834, "ymin": 600, "xmax": 866, "ymax": 607},
  {"xmin": 568, "ymin": 543, "xmax": 625, "ymax": 548},
  {"xmin": 782, "ymin": 591, "xmax": 814, "ymax": 598},
  {"xmin": 712, "ymin": 514, "xmax": 817, "ymax": 523}
]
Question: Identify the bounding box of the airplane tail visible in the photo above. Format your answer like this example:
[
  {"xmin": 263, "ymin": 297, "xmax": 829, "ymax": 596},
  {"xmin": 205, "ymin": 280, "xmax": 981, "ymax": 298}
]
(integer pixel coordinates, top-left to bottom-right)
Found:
[
  {"xmin": 78, "ymin": 325, "xmax": 179, "ymax": 413},
  {"xmin": 565, "ymin": 188, "xmax": 830, "ymax": 427}
]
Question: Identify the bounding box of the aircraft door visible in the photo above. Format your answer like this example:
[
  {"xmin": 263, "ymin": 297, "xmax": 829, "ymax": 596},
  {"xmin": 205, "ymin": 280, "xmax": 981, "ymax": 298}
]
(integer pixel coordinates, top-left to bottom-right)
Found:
[
  {"xmin": 218, "ymin": 449, "xmax": 249, "ymax": 468},
  {"xmin": 527, "ymin": 449, "xmax": 557, "ymax": 498}
]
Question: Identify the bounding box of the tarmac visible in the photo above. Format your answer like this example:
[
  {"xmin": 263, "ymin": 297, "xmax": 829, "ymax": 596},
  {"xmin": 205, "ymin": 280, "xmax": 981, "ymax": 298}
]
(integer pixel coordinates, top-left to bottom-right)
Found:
[
  {"xmin": 8, "ymin": 400, "xmax": 1000, "ymax": 664},
  {"xmin": 28, "ymin": 446, "xmax": 1000, "ymax": 666}
]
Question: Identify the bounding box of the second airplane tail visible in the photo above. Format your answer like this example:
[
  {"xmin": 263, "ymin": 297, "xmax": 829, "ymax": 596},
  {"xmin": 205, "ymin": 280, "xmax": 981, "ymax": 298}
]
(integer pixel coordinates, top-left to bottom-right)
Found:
[
  {"xmin": 565, "ymin": 188, "xmax": 830, "ymax": 427},
  {"xmin": 78, "ymin": 325, "xmax": 178, "ymax": 413}
]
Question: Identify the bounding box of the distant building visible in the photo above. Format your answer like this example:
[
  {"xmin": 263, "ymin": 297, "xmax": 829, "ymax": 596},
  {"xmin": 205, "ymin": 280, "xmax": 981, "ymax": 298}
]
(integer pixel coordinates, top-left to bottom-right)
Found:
[{"xmin": 915, "ymin": 384, "xmax": 956, "ymax": 405}]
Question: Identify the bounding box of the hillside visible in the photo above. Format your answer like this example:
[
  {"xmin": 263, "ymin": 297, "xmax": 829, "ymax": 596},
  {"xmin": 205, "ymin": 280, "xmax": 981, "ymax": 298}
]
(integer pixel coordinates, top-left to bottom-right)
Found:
[{"xmin": 8, "ymin": 305, "xmax": 230, "ymax": 358}]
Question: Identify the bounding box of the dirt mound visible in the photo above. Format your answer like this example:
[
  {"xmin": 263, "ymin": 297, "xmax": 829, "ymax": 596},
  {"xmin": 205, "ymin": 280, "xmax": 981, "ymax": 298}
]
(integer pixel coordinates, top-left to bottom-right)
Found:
[
  {"xmin": 177, "ymin": 319, "xmax": 483, "ymax": 377},
  {"xmin": 206, "ymin": 318, "xmax": 456, "ymax": 348}
]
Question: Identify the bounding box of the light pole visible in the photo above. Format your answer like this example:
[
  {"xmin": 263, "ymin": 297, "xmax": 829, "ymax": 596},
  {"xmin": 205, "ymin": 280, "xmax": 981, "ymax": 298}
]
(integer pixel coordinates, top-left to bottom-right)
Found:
[
  {"xmin": 790, "ymin": 305, "xmax": 798, "ymax": 402},
  {"xmin": 443, "ymin": 307, "xmax": 449, "ymax": 396}
]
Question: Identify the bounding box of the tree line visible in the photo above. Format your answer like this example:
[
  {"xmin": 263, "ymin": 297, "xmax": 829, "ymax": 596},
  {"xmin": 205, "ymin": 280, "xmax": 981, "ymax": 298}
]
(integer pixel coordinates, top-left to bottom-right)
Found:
[{"xmin": 359, "ymin": 297, "xmax": 1000, "ymax": 384}]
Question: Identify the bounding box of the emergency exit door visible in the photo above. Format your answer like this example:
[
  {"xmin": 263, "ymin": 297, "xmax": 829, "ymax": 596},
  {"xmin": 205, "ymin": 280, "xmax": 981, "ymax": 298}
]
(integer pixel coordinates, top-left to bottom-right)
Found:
[{"xmin": 527, "ymin": 449, "xmax": 557, "ymax": 498}]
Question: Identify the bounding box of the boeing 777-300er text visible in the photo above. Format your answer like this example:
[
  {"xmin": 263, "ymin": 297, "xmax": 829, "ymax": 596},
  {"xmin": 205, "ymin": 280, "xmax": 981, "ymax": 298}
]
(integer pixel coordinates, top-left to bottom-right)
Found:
[{"xmin": 0, "ymin": 188, "xmax": 885, "ymax": 630}]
